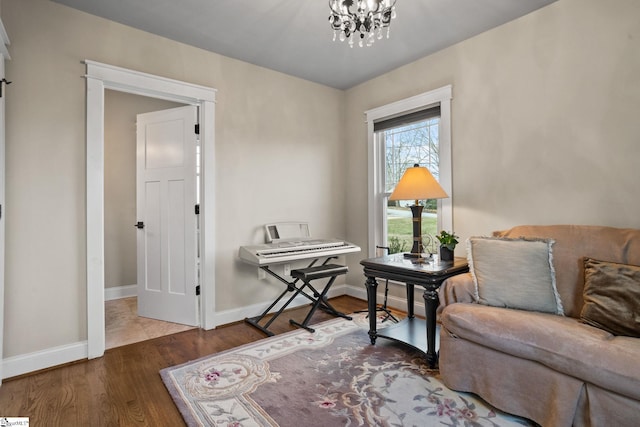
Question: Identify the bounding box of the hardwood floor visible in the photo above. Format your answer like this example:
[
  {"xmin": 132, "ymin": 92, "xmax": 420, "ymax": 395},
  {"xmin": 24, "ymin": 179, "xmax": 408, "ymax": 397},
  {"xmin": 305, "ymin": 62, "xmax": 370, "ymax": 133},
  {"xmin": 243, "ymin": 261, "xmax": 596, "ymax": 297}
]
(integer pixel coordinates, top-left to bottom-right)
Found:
[{"xmin": 0, "ymin": 296, "xmax": 369, "ymax": 426}]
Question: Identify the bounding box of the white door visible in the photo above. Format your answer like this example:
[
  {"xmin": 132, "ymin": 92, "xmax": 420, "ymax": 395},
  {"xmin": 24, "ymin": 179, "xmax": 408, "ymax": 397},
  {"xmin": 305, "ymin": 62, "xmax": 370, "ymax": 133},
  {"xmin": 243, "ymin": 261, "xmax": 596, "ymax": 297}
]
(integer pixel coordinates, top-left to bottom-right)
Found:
[{"xmin": 136, "ymin": 105, "xmax": 199, "ymax": 326}]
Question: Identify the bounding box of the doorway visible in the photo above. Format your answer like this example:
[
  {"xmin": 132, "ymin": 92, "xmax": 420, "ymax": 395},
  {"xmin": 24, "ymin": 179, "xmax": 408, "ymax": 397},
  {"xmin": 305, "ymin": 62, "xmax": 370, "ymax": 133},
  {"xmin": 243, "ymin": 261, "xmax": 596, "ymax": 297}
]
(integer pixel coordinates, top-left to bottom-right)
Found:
[
  {"xmin": 104, "ymin": 92, "xmax": 198, "ymax": 348},
  {"xmin": 85, "ymin": 60, "xmax": 217, "ymax": 359}
]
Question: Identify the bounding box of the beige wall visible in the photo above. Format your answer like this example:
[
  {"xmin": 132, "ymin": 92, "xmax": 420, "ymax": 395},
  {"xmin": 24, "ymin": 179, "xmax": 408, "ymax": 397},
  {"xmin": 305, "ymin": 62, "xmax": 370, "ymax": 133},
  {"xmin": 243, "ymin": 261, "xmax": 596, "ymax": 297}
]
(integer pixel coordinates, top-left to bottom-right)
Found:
[
  {"xmin": 2, "ymin": 0, "xmax": 640, "ymax": 369},
  {"xmin": 343, "ymin": 0, "xmax": 640, "ymax": 284},
  {"xmin": 2, "ymin": 0, "xmax": 345, "ymax": 358},
  {"xmin": 104, "ymin": 91, "xmax": 182, "ymax": 289}
]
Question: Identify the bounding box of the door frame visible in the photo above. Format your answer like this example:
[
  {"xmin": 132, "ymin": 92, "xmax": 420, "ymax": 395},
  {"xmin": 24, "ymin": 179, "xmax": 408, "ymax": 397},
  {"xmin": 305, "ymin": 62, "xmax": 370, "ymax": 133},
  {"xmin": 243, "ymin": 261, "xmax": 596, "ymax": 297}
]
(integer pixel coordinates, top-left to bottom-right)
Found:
[
  {"xmin": 85, "ymin": 60, "xmax": 217, "ymax": 359},
  {"xmin": 0, "ymin": 18, "xmax": 10, "ymax": 384}
]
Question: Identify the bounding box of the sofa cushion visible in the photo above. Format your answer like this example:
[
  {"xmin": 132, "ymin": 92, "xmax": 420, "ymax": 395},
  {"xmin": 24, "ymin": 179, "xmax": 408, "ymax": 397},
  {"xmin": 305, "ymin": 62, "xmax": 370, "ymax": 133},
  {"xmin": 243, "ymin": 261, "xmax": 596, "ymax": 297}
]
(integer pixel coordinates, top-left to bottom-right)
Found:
[
  {"xmin": 494, "ymin": 225, "xmax": 640, "ymax": 318},
  {"xmin": 581, "ymin": 258, "xmax": 640, "ymax": 338},
  {"xmin": 441, "ymin": 303, "xmax": 640, "ymax": 400},
  {"xmin": 467, "ymin": 236, "xmax": 563, "ymax": 314}
]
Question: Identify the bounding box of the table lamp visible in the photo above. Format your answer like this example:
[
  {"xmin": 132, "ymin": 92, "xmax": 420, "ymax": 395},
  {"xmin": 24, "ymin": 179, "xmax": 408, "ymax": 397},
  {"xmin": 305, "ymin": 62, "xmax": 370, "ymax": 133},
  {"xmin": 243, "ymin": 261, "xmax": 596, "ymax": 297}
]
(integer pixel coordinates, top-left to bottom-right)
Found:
[{"xmin": 389, "ymin": 164, "xmax": 449, "ymax": 258}]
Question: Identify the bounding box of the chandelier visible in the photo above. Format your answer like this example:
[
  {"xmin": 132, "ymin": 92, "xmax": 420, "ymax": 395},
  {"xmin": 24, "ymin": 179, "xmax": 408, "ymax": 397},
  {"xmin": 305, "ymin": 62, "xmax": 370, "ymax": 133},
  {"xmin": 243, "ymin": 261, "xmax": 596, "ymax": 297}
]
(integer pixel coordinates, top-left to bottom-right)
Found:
[{"xmin": 329, "ymin": 0, "xmax": 397, "ymax": 48}]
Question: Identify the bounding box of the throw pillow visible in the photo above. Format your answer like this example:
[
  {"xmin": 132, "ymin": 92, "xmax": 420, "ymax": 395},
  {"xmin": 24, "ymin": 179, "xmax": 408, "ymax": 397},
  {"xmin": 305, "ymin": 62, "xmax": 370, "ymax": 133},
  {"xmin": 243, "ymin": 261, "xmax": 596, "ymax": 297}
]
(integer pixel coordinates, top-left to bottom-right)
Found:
[
  {"xmin": 581, "ymin": 258, "xmax": 640, "ymax": 337},
  {"xmin": 467, "ymin": 236, "xmax": 564, "ymax": 315}
]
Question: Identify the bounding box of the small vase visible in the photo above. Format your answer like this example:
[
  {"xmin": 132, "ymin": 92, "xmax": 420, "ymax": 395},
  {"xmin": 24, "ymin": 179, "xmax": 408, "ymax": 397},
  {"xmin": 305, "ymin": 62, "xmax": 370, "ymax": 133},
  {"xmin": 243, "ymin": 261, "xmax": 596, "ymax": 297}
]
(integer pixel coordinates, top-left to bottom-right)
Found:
[{"xmin": 440, "ymin": 246, "xmax": 454, "ymax": 262}]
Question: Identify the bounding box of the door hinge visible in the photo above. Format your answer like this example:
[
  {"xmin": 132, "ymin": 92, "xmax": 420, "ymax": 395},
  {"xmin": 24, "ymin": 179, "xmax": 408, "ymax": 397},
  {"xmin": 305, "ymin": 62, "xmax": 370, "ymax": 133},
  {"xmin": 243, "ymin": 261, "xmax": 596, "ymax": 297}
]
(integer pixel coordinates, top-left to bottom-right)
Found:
[
  {"xmin": 195, "ymin": 204, "xmax": 200, "ymax": 215},
  {"xmin": 196, "ymin": 285, "xmax": 201, "ymax": 296},
  {"xmin": 194, "ymin": 124, "xmax": 200, "ymax": 135}
]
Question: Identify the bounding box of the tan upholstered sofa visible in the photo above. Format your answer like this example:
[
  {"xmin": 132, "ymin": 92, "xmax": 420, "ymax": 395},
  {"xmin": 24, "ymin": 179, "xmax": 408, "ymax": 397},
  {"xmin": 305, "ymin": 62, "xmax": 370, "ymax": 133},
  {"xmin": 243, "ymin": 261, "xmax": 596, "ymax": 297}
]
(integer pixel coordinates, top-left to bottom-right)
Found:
[{"xmin": 438, "ymin": 225, "xmax": 640, "ymax": 427}]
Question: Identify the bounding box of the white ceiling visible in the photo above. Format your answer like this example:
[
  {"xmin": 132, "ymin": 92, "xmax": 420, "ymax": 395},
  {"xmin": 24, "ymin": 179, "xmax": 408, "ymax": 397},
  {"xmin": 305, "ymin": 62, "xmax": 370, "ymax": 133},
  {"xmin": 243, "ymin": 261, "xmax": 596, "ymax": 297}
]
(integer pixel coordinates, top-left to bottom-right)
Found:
[{"xmin": 51, "ymin": 0, "xmax": 557, "ymax": 90}]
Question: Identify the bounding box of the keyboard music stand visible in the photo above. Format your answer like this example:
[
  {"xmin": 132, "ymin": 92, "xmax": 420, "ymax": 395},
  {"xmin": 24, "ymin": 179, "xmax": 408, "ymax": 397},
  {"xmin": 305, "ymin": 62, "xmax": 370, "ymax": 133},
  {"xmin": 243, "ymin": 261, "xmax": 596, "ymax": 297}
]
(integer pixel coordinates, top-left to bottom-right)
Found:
[{"xmin": 245, "ymin": 256, "xmax": 351, "ymax": 336}]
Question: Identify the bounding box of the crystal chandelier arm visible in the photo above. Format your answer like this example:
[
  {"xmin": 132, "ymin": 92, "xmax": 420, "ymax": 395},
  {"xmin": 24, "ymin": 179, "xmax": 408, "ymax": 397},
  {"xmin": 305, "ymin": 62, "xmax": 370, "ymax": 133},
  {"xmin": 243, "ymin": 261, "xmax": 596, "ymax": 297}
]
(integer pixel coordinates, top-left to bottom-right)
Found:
[
  {"xmin": 328, "ymin": 0, "xmax": 352, "ymax": 18},
  {"xmin": 369, "ymin": 0, "xmax": 385, "ymax": 14},
  {"xmin": 372, "ymin": 0, "xmax": 397, "ymax": 14},
  {"xmin": 329, "ymin": 0, "xmax": 397, "ymax": 20}
]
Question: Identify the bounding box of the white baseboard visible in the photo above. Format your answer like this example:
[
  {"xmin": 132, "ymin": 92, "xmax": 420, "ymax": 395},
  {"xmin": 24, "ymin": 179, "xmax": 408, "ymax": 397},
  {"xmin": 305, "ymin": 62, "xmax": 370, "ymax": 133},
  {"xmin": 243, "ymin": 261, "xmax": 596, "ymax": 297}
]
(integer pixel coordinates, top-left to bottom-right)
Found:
[
  {"xmin": 3, "ymin": 341, "xmax": 88, "ymax": 380},
  {"xmin": 105, "ymin": 284, "xmax": 137, "ymax": 301},
  {"xmin": 212, "ymin": 283, "xmax": 424, "ymax": 328},
  {"xmin": 103, "ymin": 283, "xmax": 407, "ymax": 327},
  {"xmin": 4, "ymin": 282, "xmax": 417, "ymax": 379},
  {"xmin": 344, "ymin": 283, "xmax": 425, "ymax": 314},
  {"xmin": 213, "ymin": 283, "xmax": 351, "ymax": 326},
  {"xmin": 2, "ymin": 285, "xmax": 138, "ymax": 379}
]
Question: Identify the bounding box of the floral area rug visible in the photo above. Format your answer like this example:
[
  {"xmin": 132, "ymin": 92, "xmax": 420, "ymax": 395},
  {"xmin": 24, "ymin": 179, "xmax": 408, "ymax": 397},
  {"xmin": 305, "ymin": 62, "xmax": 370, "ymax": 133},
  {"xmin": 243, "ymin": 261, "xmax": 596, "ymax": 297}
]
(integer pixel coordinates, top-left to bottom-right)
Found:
[{"xmin": 160, "ymin": 314, "xmax": 534, "ymax": 427}]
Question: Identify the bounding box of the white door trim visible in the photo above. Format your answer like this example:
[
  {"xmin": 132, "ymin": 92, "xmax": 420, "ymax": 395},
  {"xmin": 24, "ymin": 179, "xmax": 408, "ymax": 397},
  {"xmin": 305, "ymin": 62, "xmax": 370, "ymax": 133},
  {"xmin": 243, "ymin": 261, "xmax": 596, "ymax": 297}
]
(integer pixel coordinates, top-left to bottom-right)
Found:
[
  {"xmin": 84, "ymin": 60, "xmax": 217, "ymax": 359},
  {"xmin": 0, "ymin": 17, "xmax": 10, "ymax": 384}
]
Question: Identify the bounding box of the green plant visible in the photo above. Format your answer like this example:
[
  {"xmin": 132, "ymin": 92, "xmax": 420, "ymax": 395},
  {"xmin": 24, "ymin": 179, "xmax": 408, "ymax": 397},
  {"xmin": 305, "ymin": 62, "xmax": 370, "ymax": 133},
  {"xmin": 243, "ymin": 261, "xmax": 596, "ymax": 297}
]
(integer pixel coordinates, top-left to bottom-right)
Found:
[
  {"xmin": 435, "ymin": 230, "xmax": 459, "ymax": 251},
  {"xmin": 387, "ymin": 236, "xmax": 408, "ymax": 254}
]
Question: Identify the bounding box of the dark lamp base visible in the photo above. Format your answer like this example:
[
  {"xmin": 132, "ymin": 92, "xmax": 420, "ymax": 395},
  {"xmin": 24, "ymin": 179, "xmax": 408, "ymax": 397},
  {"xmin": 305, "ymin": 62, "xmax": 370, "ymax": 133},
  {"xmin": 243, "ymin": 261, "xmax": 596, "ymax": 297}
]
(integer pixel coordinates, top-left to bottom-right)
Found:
[
  {"xmin": 403, "ymin": 252, "xmax": 432, "ymax": 261},
  {"xmin": 403, "ymin": 252, "xmax": 423, "ymax": 259}
]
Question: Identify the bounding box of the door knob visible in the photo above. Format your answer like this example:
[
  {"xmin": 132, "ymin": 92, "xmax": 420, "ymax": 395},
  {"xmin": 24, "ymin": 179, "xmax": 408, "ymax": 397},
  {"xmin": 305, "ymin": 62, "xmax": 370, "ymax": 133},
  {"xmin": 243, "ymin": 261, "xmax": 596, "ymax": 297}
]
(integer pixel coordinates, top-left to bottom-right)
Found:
[{"xmin": 134, "ymin": 221, "xmax": 145, "ymax": 229}]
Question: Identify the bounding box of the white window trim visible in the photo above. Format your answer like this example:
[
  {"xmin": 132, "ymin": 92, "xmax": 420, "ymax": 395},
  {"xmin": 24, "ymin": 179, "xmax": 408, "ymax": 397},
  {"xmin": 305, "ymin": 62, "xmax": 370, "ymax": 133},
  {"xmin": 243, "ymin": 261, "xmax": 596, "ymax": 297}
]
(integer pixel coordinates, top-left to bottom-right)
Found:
[{"xmin": 365, "ymin": 85, "xmax": 453, "ymax": 257}]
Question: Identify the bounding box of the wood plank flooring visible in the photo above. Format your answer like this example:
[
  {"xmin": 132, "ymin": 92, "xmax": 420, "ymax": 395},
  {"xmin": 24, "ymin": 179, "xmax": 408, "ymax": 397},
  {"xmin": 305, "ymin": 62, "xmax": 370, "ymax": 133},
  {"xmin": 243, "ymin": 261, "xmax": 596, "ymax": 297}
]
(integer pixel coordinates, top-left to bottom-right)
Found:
[{"xmin": 0, "ymin": 296, "xmax": 369, "ymax": 426}]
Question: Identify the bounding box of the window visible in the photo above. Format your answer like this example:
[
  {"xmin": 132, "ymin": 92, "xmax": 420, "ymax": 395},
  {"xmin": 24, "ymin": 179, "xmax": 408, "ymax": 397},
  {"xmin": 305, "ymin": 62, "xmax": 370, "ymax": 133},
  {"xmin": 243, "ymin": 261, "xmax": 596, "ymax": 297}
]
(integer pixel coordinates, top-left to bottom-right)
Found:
[
  {"xmin": 365, "ymin": 86, "xmax": 453, "ymax": 257},
  {"xmin": 377, "ymin": 108, "xmax": 441, "ymax": 253}
]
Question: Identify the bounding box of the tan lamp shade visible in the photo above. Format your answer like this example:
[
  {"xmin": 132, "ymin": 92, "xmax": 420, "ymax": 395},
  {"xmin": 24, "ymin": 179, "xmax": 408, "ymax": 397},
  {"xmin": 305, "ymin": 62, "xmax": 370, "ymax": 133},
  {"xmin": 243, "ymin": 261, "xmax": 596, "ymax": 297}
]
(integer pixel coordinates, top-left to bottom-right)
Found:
[{"xmin": 389, "ymin": 164, "xmax": 448, "ymax": 201}]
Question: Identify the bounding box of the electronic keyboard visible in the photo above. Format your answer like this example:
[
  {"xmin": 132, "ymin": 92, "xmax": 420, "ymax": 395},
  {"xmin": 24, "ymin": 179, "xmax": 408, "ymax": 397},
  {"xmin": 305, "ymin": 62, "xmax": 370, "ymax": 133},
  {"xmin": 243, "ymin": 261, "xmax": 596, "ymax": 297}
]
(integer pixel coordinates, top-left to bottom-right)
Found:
[{"xmin": 239, "ymin": 238, "xmax": 361, "ymax": 266}]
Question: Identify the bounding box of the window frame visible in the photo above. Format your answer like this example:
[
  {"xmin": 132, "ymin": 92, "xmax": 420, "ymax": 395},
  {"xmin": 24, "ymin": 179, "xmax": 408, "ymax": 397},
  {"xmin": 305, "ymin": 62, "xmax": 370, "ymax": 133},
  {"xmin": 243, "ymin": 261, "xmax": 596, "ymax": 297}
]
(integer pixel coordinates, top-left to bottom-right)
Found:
[{"xmin": 365, "ymin": 85, "xmax": 453, "ymax": 257}]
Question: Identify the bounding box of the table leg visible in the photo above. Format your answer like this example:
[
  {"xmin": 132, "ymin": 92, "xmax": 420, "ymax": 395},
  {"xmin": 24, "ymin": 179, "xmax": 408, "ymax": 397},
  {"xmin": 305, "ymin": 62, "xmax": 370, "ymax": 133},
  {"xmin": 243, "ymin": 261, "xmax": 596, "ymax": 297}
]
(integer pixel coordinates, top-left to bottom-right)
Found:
[
  {"xmin": 364, "ymin": 275, "xmax": 378, "ymax": 344},
  {"xmin": 423, "ymin": 287, "xmax": 439, "ymax": 368},
  {"xmin": 406, "ymin": 283, "xmax": 415, "ymax": 319}
]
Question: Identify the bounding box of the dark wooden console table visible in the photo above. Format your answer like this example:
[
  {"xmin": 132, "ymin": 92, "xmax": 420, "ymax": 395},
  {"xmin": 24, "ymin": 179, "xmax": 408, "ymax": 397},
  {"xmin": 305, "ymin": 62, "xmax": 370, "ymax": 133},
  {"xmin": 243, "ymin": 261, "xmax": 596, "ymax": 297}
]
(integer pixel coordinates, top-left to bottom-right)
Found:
[{"xmin": 361, "ymin": 254, "xmax": 469, "ymax": 368}]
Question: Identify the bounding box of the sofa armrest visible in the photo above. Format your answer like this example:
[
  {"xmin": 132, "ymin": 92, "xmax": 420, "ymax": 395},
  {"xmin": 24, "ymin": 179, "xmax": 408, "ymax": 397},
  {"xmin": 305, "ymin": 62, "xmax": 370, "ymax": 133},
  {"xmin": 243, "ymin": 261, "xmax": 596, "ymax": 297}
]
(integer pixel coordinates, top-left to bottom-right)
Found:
[{"xmin": 437, "ymin": 272, "xmax": 476, "ymax": 314}]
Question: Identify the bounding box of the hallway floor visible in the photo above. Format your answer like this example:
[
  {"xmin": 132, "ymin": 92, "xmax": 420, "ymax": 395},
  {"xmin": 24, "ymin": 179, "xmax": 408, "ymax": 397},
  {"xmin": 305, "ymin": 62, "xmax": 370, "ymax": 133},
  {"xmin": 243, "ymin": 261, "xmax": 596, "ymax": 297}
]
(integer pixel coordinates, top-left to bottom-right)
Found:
[{"xmin": 105, "ymin": 297, "xmax": 196, "ymax": 349}]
